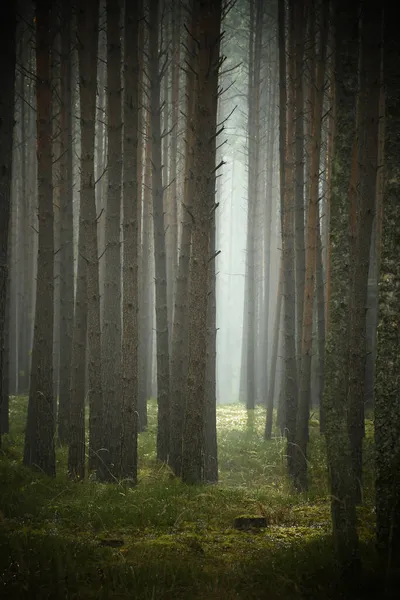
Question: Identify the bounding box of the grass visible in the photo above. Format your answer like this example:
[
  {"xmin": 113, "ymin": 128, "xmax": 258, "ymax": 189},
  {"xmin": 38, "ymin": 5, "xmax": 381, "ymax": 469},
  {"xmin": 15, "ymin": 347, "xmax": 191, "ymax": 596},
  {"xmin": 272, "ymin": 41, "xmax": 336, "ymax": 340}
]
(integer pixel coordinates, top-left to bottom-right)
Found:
[{"xmin": 0, "ymin": 397, "xmax": 381, "ymax": 599}]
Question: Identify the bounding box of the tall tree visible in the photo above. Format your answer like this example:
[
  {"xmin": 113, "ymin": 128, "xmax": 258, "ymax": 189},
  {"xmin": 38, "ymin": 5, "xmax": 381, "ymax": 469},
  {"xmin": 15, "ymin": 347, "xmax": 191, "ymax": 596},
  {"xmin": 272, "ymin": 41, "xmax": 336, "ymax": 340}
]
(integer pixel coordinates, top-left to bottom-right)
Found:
[
  {"xmin": 346, "ymin": 0, "xmax": 381, "ymax": 504},
  {"xmin": 294, "ymin": 0, "xmax": 329, "ymax": 492},
  {"xmin": 375, "ymin": 0, "xmax": 399, "ymax": 570},
  {"xmin": 102, "ymin": 0, "xmax": 123, "ymax": 479},
  {"xmin": 169, "ymin": 16, "xmax": 196, "ymax": 476},
  {"xmin": 281, "ymin": 0, "xmax": 298, "ymax": 478},
  {"xmin": 181, "ymin": 0, "xmax": 222, "ymax": 485},
  {"xmin": 149, "ymin": 0, "xmax": 170, "ymax": 462},
  {"xmin": 322, "ymin": 0, "xmax": 360, "ymax": 582},
  {"xmin": 23, "ymin": 0, "xmax": 56, "ymax": 476},
  {"xmin": 120, "ymin": 0, "xmax": 140, "ymax": 482},
  {"xmin": 0, "ymin": 3, "xmax": 16, "ymax": 448},
  {"xmin": 76, "ymin": 0, "xmax": 103, "ymax": 475},
  {"xmin": 57, "ymin": 0, "xmax": 75, "ymax": 445}
]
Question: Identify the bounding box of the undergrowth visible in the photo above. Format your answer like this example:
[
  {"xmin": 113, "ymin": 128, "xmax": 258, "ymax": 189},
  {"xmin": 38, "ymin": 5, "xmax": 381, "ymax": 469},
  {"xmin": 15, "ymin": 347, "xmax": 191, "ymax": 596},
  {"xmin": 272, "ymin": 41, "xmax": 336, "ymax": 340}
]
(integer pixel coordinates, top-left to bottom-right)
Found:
[{"xmin": 0, "ymin": 397, "xmax": 379, "ymax": 599}]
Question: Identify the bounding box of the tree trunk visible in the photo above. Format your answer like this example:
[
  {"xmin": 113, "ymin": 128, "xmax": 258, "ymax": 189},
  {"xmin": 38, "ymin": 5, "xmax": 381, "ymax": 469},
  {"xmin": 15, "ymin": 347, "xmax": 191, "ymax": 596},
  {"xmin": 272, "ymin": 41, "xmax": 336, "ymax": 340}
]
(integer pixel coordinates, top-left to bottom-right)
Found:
[
  {"xmin": 57, "ymin": 0, "xmax": 75, "ymax": 445},
  {"xmin": 181, "ymin": 0, "xmax": 222, "ymax": 485},
  {"xmin": 0, "ymin": 3, "xmax": 16, "ymax": 448},
  {"xmin": 77, "ymin": 0, "xmax": 103, "ymax": 475},
  {"xmin": 169, "ymin": 18, "xmax": 196, "ymax": 477},
  {"xmin": 375, "ymin": 1, "xmax": 399, "ymax": 572},
  {"xmin": 294, "ymin": 0, "xmax": 306, "ymax": 367},
  {"xmin": 294, "ymin": 0, "xmax": 329, "ymax": 492},
  {"xmin": 204, "ymin": 205, "xmax": 218, "ymax": 483},
  {"xmin": 149, "ymin": 0, "xmax": 170, "ymax": 463},
  {"xmin": 102, "ymin": 0, "xmax": 123, "ymax": 480},
  {"xmin": 282, "ymin": 0, "xmax": 298, "ymax": 478},
  {"xmin": 120, "ymin": 0, "xmax": 140, "ymax": 482},
  {"xmin": 23, "ymin": 0, "xmax": 56, "ymax": 476},
  {"xmin": 347, "ymin": 0, "xmax": 381, "ymax": 505},
  {"xmin": 322, "ymin": 0, "xmax": 360, "ymax": 582}
]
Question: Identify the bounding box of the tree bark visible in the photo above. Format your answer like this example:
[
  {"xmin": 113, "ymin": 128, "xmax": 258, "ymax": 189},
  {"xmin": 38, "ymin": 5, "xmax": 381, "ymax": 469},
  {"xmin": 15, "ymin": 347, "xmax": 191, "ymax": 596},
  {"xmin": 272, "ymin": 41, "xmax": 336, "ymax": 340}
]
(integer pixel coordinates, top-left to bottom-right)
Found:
[
  {"xmin": 322, "ymin": 0, "xmax": 360, "ymax": 582},
  {"xmin": 23, "ymin": 0, "xmax": 56, "ymax": 476},
  {"xmin": 149, "ymin": 0, "xmax": 170, "ymax": 462},
  {"xmin": 102, "ymin": 0, "xmax": 123, "ymax": 480},
  {"xmin": 181, "ymin": 0, "xmax": 222, "ymax": 485},
  {"xmin": 294, "ymin": 0, "xmax": 329, "ymax": 492},
  {"xmin": 57, "ymin": 0, "xmax": 75, "ymax": 445},
  {"xmin": 0, "ymin": 3, "xmax": 16, "ymax": 448},
  {"xmin": 347, "ymin": 0, "xmax": 381, "ymax": 505},
  {"xmin": 120, "ymin": 0, "xmax": 140, "ymax": 482},
  {"xmin": 77, "ymin": 0, "xmax": 103, "ymax": 475}
]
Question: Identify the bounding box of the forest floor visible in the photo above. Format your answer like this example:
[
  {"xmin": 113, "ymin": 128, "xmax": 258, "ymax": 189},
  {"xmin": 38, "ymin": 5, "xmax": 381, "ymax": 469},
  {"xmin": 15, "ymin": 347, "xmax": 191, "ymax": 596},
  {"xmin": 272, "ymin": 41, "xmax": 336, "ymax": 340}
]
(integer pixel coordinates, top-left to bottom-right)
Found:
[{"xmin": 0, "ymin": 398, "xmax": 385, "ymax": 599}]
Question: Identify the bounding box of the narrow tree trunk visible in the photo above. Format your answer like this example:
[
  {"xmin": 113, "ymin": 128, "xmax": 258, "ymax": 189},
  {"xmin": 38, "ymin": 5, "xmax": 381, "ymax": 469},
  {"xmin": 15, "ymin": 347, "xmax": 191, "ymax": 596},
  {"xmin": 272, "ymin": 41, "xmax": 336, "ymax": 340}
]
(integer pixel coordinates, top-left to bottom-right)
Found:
[
  {"xmin": 58, "ymin": 0, "xmax": 75, "ymax": 445},
  {"xmin": 120, "ymin": 0, "xmax": 139, "ymax": 482},
  {"xmin": 322, "ymin": 0, "xmax": 360, "ymax": 582},
  {"xmin": 102, "ymin": 0, "xmax": 123, "ymax": 480},
  {"xmin": 282, "ymin": 0, "xmax": 298, "ymax": 478},
  {"xmin": 139, "ymin": 106, "xmax": 153, "ymax": 429},
  {"xmin": 0, "ymin": 3, "xmax": 16, "ymax": 448},
  {"xmin": 294, "ymin": 0, "xmax": 306, "ymax": 366},
  {"xmin": 77, "ymin": 0, "xmax": 103, "ymax": 475},
  {"xmin": 347, "ymin": 0, "xmax": 381, "ymax": 505},
  {"xmin": 149, "ymin": 0, "xmax": 170, "ymax": 462},
  {"xmin": 181, "ymin": 0, "xmax": 222, "ymax": 485},
  {"xmin": 294, "ymin": 0, "xmax": 329, "ymax": 492},
  {"xmin": 169, "ymin": 19, "xmax": 196, "ymax": 476},
  {"xmin": 204, "ymin": 207, "xmax": 218, "ymax": 483},
  {"xmin": 265, "ymin": 258, "xmax": 283, "ymax": 440},
  {"xmin": 24, "ymin": 0, "xmax": 56, "ymax": 476}
]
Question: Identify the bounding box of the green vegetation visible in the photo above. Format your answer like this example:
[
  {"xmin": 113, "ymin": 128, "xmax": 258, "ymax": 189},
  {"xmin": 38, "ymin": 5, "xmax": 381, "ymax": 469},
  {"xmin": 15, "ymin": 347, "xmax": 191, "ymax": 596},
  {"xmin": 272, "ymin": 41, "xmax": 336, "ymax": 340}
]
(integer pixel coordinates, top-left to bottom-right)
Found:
[{"xmin": 0, "ymin": 398, "xmax": 379, "ymax": 599}]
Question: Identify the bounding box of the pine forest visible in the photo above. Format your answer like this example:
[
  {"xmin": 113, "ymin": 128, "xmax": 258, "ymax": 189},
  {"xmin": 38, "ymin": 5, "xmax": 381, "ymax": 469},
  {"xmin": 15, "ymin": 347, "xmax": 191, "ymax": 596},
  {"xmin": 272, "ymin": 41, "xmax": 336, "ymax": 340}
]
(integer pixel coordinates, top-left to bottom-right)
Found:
[{"xmin": 0, "ymin": 0, "xmax": 399, "ymax": 598}]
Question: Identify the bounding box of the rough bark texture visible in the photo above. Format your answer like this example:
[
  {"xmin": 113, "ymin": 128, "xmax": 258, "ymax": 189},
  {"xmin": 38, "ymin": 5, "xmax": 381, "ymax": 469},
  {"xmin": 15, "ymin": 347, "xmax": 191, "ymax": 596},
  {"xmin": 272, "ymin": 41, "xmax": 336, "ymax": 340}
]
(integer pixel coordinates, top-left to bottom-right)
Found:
[
  {"xmin": 102, "ymin": 0, "xmax": 123, "ymax": 480},
  {"xmin": 376, "ymin": 1, "xmax": 399, "ymax": 571},
  {"xmin": 346, "ymin": 0, "xmax": 381, "ymax": 504},
  {"xmin": 265, "ymin": 259, "xmax": 283, "ymax": 440},
  {"xmin": 23, "ymin": 0, "xmax": 56, "ymax": 476},
  {"xmin": 204, "ymin": 209, "xmax": 218, "ymax": 483},
  {"xmin": 294, "ymin": 0, "xmax": 305, "ymax": 366},
  {"xmin": 282, "ymin": 0, "xmax": 298, "ymax": 477},
  {"xmin": 57, "ymin": 0, "xmax": 75, "ymax": 445},
  {"xmin": 0, "ymin": 4, "xmax": 16, "ymax": 447},
  {"xmin": 169, "ymin": 21, "xmax": 196, "ymax": 477},
  {"xmin": 77, "ymin": 0, "xmax": 103, "ymax": 475},
  {"xmin": 294, "ymin": 0, "xmax": 328, "ymax": 492},
  {"xmin": 120, "ymin": 0, "xmax": 139, "ymax": 482},
  {"xmin": 139, "ymin": 105, "xmax": 153, "ymax": 429},
  {"xmin": 149, "ymin": 0, "xmax": 170, "ymax": 463},
  {"xmin": 322, "ymin": 0, "xmax": 360, "ymax": 582},
  {"xmin": 181, "ymin": 0, "xmax": 221, "ymax": 485}
]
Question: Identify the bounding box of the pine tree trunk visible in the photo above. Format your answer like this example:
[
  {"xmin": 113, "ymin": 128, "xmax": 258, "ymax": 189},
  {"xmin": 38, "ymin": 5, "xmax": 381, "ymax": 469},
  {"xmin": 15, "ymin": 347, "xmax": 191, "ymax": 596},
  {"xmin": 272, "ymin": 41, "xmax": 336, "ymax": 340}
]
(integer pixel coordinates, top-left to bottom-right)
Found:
[
  {"xmin": 149, "ymin": 0, "xmax": 170, "ymax": 462},
  {"xmin": 265, "ymin": 258, "xmax": 283, "ymax": 440},
  {"xmin": 204, "ymin": 201, "xmax": 218, "ymax": 483},
  {"xmin": 282, "ymin": 0, "xmax": 298, "ymax": 478},
  {"xmin": 23, "ymin": 0, "xmax": 56, "ymax": 476},
  {"xmin": 120, "ymin": 0, "xmax": 140, "ymax": 482},
  {"xmin": 347, "ymin": 0, "xmax": 381, "ymax": 505},
  {"xmin": 181, "ymin": 0, "xmax": 222, "ymax": 485},
  {"xmin": 375, "ymin": 3, "xmax": 399, "ymax": 570},
  {"xmin": 294, "ymin": 0, "xmax": 306, "ymax": 367},
  {"xmin": 139, "ymin": 106, "xmax": 153, "ymax": 430},
  {"xmin": 322, "ymin": 0, "xmax": 360, "ymax": 581},
  {"xmin": 77, "ymin": 0, "xmax": 103, "ymax": 475},
  {"xmin": 57, "ymin": 0, "xmax": 74, "ymax": 445},
  {"xmin": 102, "ymin": 0, "xmax": 123, "ymax": 480},
  {"xmin": 0, "ymin": 4, "xmax": 16, "ymax": 448},
  {"xmin": 169, "ymin": 19, "xmax": 196, "ymax": 477},
  {"xmin": 294, "ymin": 0, "xmax": 328, "ymax": 492}
]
